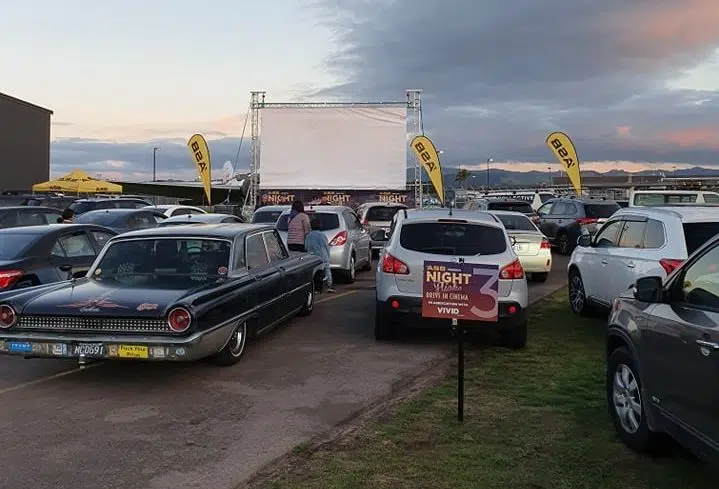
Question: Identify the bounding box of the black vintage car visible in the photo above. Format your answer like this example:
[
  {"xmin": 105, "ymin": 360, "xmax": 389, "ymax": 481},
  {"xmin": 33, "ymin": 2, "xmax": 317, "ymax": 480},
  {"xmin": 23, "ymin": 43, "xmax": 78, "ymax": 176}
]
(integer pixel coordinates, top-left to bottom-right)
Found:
[{"xmin": 0, "ymin": 224, "xmax": 324, "ymax": 366}]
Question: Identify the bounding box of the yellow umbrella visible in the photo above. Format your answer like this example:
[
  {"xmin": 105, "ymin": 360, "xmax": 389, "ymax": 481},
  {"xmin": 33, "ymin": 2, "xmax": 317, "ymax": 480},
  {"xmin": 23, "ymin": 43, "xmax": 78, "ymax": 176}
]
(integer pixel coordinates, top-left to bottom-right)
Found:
[{"xmin": 32, "ymin": 169, "xmax": 122, "ymax": 194}]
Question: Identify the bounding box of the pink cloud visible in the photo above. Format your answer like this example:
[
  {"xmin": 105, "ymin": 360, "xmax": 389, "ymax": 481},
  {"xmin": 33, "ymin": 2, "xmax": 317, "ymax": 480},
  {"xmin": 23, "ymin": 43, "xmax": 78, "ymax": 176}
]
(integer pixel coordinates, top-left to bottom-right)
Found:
[
  {"xmin": 657, "ymin": 126, "xmax": 719, "ymax": 150},
  {"xmin": 616, "ymin": 126, "xmax": 632, "ymax": 137}
]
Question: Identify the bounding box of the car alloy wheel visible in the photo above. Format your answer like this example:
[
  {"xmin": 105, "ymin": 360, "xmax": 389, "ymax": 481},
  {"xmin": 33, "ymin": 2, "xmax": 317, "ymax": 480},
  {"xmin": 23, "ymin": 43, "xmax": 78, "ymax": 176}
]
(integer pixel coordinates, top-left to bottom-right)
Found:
[
  {"xmin": 229, "ymin": 322, "xmax": 247, "ymax": 358},
  {"xmin": 349, "ymin": 256, "xmax": 356, "ymax": 280},
  {"xmin": 559, "ymin": 234, "xmax": 570, "ymax": 254},
  {"xmin": 569, "ymin": 272, "xmax": 585, "ymax": 314},
  {"xmin": 612, "ymin": 363, "xmax": 643, "ymax": 434}
]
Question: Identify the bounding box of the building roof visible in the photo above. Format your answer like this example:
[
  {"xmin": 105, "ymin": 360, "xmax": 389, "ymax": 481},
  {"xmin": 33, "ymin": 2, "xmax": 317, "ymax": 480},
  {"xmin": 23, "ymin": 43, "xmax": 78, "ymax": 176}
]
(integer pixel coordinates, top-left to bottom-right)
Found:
[{"xmin": 0, "ymin": 92, "xmax": 53, "ymax": 114}]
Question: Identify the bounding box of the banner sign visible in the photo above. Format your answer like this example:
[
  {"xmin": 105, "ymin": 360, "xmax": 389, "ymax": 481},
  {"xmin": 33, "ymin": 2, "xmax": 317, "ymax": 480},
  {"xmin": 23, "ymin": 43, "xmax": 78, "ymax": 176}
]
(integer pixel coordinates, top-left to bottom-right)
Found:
[
  {"xmin": 410, "ymin": 135, "xmax": 444, "ymax": 203},
  {"xmin": 259, "ymin": 189, "xmax": 415, "ymax": 209},
  {"xmin": 187, "ymin": 134, "xmax": 212, "ymax": 205},
  {"xmin": 546, "ymin": 131, "xmax": 582, "ymax": 195},
  {"xmin": 422, "ymin": 261, "xmax": 499, "ymax": 322}
]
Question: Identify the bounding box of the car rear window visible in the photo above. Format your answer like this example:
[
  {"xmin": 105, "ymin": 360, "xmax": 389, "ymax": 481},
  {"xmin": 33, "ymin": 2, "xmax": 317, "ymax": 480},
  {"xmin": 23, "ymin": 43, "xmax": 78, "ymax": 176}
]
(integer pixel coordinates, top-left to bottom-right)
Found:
[
  {"xmin": 0, "ymin": 233, "xmax": 37, "ymax": 259},
  {"xmin": 400, "ymin": 222, "xmax": 507, "ymax": 255},
  {"xmin": 496, "ymin": 214, "xmax": 537, "ymax": 231},
  {"xmin": 68, "ymin": 202, "xmax": 95, "ymax": 214},
  {"xmin": 487, "ymin": 202, "xmax": 534, "ymax": 214},
  {"xmin": 252, "ymin": 210, "xmax": 284, "ymax": 224},
  {"xmin": 584, "ymin": 203, "xmax": 620, "ymax": 218},
  {"xmin": 634, "ymin": 193, "xmax": 697, "ymax": 206},
  {"xmin": 276, "ymin": 212, "xmax": 340, "ymax": 231},
  {"xmin": 75, "ymin": 212, "xmax": 122, "ymax": 226},
  {"xmin": 683, "ymin": 223, "xmax": 719, "ymax": 255},
  {"xmin": 365, "ymin": 206, "xmax": 405, "ymax": 221}
]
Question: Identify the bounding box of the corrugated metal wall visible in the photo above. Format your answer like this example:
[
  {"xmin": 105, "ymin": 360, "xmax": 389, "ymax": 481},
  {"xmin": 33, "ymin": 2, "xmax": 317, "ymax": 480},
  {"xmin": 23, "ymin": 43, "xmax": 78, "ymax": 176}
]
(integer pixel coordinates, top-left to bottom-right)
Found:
[{"xmin": 0, "ymin": 93, "xmax": 52, "ymax": 192}]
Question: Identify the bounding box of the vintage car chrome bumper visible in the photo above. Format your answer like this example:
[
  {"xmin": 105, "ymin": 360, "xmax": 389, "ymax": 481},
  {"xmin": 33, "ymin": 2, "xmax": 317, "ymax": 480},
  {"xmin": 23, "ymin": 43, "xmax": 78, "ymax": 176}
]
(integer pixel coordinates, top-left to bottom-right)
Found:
[{"xmin": 0, "ymin": 320, "xmax": 237, "ymax": 362}]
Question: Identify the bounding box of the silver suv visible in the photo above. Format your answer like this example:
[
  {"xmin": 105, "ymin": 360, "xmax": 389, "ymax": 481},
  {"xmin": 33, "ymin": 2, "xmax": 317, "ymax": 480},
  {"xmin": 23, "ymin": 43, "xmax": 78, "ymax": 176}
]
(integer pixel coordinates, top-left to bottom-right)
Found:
[
  {"xmin": 276, "ymin": 205, "xmax": 372, "ymax": 283},
  {"xmin": 355, "ymin": 202, "xmax": 408, "ymax": 254},
  {"xmin": 375, "ymin": 209, "xmax": 529, "ymax": 347}
]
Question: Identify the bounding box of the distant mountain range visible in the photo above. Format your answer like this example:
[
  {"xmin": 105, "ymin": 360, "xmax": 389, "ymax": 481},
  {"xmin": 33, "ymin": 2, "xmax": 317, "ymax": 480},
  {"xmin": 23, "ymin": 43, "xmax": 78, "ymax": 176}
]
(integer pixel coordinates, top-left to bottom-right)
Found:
[{"xmin": 405, "ymin": 166, "xmax": 719, "ymax": 187}]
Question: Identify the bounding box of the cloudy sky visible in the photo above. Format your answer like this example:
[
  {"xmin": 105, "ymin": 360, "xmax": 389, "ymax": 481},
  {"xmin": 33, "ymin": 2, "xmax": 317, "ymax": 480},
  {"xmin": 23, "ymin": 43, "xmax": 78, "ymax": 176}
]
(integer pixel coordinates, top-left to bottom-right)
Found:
[{"xmin": 2, "ymin": 0, "xmax": 718, "ymax": 181}]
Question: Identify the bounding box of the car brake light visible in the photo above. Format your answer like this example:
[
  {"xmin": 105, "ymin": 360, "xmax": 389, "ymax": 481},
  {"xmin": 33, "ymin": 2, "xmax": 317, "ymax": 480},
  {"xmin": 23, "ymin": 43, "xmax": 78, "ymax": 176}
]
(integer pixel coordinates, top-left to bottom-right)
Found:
[
  {"xmin": 0, "ymin": 304, "xmax": 16, "ymax": 328},
  {"xmin": 382, "ymin": 253, "xmax": 409, "ymax": 274},
  {"xmin": 540, "ymin": 238, "xmax": 551, "ymax": 249},
  {"xmin": 500, "ymin": 259, "xmax": 524, "ymax": 279},
  {"xmin": 659, "ymin": 258, "xmax": 683, "ymax": 275},
  {"xmin": 329, "ymin": 230, "xmax": 348, "ymax": 246},
  {"xmin": 0, "ymin": 270, "xmax": 23, "ymax": 290},
  {"xmin": 576, "ymin": 218, "xmax": 598, "ymax": 225},
  {"xmin": 167, "ymin": 307, "xmax": 192, "ymax": 332}
]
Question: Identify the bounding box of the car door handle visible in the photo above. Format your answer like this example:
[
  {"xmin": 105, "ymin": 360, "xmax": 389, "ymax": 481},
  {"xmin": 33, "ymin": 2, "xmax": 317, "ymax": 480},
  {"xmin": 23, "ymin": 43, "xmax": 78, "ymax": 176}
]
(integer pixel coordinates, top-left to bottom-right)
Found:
[
  {"xmin": 696, "ymin": 340, "xmax": 719, "ymax": 350},
  {"xmin": 601, "ymin": 260, "xmax": 608, "ymax": 265},
  {"xmin": 626, "ymin": 263, "xmax": 635, "ymax": 268}
]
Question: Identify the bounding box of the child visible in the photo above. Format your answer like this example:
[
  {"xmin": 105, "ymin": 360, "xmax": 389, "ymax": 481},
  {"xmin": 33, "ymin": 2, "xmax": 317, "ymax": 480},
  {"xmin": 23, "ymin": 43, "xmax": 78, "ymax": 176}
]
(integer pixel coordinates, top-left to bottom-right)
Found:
[{"xmin": 305, "ymin": 217, "xmax": 335, "ymax": 293}]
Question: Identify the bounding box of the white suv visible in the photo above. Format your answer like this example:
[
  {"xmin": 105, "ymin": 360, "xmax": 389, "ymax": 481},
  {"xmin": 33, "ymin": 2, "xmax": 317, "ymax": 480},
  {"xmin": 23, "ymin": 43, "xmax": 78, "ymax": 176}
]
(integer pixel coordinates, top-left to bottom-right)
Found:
[
  {"xmin": 567, "ymin": 205, "xmax": 719, "ymax": 314},
  {"xmin": 375, "ymin": 209, "xmax": 529, "ymax": 348}
]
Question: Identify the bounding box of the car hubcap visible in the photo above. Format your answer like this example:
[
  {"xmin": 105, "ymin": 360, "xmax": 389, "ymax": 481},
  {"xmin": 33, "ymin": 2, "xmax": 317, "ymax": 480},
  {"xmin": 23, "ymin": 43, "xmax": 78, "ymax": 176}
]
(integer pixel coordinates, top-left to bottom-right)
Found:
[
  {"xmin": 560, "ymin": 236, "xmax": 569, "ymax": 253},
  {"xmin": 570, "ymin": 275, "xmax": 585, "ymax": 311},
  {"xmin": 229, "ymin": 323, "xmax": 246, "ymax": 357},
  {"xmin": 613, "ymin": 364, "xmax": 642, "ymax": 434},
  {"xmin": 306, "ymin": 287, "xmax": 314, "ymax": 309}
]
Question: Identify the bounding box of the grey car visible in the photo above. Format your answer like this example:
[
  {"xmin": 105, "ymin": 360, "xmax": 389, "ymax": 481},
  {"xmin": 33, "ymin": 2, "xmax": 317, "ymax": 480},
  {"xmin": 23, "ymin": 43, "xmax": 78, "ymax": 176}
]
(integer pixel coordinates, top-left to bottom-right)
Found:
[
  {"xmin": 276, "ymin": 205, "xmax": 372, "ymax": 283},
  {"xmin": 606, "ymin": 233, "xmax": 719, "ymax": 465},
  {"xmin": 355, "ymin": 202, "xmax": 408, "ymax": 254}
]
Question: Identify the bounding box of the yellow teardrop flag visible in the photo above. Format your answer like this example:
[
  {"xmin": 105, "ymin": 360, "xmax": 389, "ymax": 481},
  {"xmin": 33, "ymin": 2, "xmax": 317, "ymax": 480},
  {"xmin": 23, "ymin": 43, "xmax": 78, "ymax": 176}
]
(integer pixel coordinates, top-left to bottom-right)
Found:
[
  {"xmin": 187, "ymin": 134, "xmax": 212, "ymax": 205},
  {"xmin": 410, "ymin": 135, "xmax": 444, "ymax": 203},
  {"xmin": 546, "ymin": 132, "xmax": 581, "ymax": 195}
]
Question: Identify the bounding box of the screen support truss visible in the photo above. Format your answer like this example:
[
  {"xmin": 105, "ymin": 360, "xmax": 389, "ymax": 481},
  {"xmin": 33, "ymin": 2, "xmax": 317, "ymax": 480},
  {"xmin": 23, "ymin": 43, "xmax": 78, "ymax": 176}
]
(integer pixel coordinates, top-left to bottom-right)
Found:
[{"xmin": 248, "ymin": 89, "xmax": 422, "ymax": 208}]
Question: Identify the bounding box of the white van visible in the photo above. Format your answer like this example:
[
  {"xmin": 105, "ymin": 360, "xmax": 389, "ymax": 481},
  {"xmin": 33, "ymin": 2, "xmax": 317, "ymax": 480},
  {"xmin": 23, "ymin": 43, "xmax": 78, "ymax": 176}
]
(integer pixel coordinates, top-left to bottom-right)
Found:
[
  {"xmin": 629, "ymin": 189, "xmax": 719, "ymax": 207},
  {"xmin": 483, "ymin": 191, "xmax": 556, "ymax": 211}
]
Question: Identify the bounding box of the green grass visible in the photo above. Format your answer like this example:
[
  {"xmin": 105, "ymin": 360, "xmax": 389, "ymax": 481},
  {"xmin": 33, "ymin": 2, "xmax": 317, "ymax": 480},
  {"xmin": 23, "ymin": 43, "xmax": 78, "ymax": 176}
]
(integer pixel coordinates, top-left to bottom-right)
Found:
[{"xmin": 255, "ymin": 290, "xmax": 714, "ymax": 489}]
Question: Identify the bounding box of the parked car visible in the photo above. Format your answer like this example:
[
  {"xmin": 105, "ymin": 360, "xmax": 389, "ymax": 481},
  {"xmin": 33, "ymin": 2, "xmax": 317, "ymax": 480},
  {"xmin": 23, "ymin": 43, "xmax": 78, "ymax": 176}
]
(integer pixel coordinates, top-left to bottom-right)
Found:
[
  {"xmin": 486, "ymin": 199, "xmax": 538, "ymax": 222},
  {"xmin": 536, "ymin": 197, "xmax": 621, "ymax": 255},
  {"xmin": 491, "ymin": 211, "xmax": 551, "ymax": 282},
  {"xmin": 606, "ymin": 233, "xmax": 719, "ymax": 465},
  {"xmin": 0, "ymin": 207, "xmax": 63, "ymax": 228},
  {"xmin": 568, "ymin": 205, "xmax": 719, "ymax": 315},
  {"xmin": 68, "ymin": 197, "xmax": 153, "ymax": 215},
  {"xmin": 158, "ymin": 213, "xmax": 244, "ymax": 226},
  {"xmin": 374, "ymin": 209, "xmax": 528, "ymax": 347},
  {"xmin": 0, "ymin": 224, "xmax": 324, "ymax": 365},
  {"xmin": 629, "ymin": 189, "xmax": 719, "ymax": 207},
  {"xmin": 74, "ymin": 209, "xmax": 164, "ymax": 233},
  {"xmin": 482, "ymin": 191, "xmax": 555, "ymax": 211},
  {"xmin": 355, "ymin": 202, "xmax": 408, "ymax": 255},
  {"xmin": 276, "ymin": 206, "xmax": 372, "ymax": 283},
  {"xmin": 144, "ymin": 204, "xmax": 207, "ymax": 217},
  {"xmin": 251, "ymin": 205, "xmax": 290, "ymax": 224},
  {"xmin": 0, "ymin": 224, "xmax": 117, "ymax": 290}
]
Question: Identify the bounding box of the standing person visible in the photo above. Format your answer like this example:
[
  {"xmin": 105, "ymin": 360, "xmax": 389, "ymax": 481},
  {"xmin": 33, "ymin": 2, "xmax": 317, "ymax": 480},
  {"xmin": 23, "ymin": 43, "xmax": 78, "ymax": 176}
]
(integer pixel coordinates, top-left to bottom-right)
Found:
[
  {"xmin": 57, "ymin": 208, "xmax": 74, "ymax": 223},
  {"xmin": 305, "ymin": 216, "xmax": 335, "ymax": 293},
  {"xmin": 286, "ymin": 200, "xmax": 311, "ymax": 252},
  {"xmin": 318, "ymin": 195, "xmax": 330, "ymax": 205}
]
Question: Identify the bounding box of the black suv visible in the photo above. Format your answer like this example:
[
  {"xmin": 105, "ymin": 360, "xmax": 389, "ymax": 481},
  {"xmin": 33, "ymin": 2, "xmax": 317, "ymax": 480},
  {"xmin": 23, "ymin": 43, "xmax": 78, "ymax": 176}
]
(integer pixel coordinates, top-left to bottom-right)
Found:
[
  {"xmin": 536, "ymin": 197, "xmax": 620, "ymax": 255},
  {"xmin": 68, "ymin": 198, "xmax": 152, "ymax": 215},
  {"xmin": 607, "ymin": 233, "xmax": 719, "ymax": 466}
]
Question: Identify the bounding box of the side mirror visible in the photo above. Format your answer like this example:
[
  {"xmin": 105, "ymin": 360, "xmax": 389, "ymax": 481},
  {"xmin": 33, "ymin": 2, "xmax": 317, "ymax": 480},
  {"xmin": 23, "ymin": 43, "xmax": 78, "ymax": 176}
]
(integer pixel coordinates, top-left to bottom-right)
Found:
[
  {"xmin": 633, "ymin": 276, "xmax": 663, "ymax": 303},
  {"xmin": 577, "ymin": 235, "xmax": 592, "ymax": 247}
]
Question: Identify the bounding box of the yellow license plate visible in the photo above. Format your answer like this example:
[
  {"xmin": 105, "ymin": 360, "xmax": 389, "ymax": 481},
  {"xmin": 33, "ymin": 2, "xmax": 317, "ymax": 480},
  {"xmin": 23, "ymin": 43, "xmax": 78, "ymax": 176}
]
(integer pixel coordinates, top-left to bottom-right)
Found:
[{"xmin": 117, "ymin": 345, "xmax": 149, "ymax": 359}]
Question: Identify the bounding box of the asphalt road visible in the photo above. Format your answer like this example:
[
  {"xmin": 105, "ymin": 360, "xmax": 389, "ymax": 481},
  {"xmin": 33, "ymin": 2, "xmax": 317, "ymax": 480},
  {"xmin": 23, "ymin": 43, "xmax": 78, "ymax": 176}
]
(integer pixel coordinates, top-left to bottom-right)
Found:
[{"xmin": 0, "ymin": 253, "xmax": 569, "ymax": 489}]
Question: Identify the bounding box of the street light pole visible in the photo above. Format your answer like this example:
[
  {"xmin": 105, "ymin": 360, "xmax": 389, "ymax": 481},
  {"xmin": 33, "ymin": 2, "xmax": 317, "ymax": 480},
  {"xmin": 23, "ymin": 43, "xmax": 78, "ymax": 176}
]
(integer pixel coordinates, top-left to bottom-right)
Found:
[
  {"xmin": 486, "ymin": 158, "xmax": 493, "ymax": 190},
  {"xmin": 152, "ymin": 147, "xmax": 160, "ymax": 182}
]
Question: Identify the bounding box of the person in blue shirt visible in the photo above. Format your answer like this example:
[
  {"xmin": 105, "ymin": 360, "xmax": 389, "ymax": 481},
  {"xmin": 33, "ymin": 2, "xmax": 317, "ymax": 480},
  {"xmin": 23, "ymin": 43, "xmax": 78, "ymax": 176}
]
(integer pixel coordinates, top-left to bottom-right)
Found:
[{"xmin": 305, "ymin": 217, "xmax": 335, "ymax": 293}]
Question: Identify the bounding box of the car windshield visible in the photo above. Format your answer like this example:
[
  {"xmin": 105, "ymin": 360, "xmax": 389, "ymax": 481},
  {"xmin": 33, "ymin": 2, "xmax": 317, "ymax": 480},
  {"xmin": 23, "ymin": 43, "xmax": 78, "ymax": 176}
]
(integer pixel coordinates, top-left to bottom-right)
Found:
[
  {"xmin": 584, "ymin": 203, "xmax": 620, "ymax": 218},
  {"xmin": 400, "ymin": 222, "xmax": 506, "ymax": 255},
  {"xmin": 488, "ymin": 202, "xmax": 534, "ymax": 214},
  {"xmin": 0, "ymin": 233, "xmax": 37, "ymax": 259},
  {"xmin": 366, "ymin": 206, "xmax": 405, "ymax": 221},
  {"xmin": 276, "ymin": 212, "xmax": 340, "ymax": 231},
  {"xmin": 683, "ymin": 223, "xmax": 719, "ymax": 255},
  {"xmin": 68, "ymin": 202, "xmax": 95, "ymax": 214},
  {"xmin": 92, "ymin": 238, "xmax": 232, "ymax": 288},
  {"xmin": 496, "ymin": 214, "xmax": 537, "ymax": 231},
  {"xmin": 539, "ymin": 193, "xmax": 555, "ymax": 203},
  {"xmin": 252, "ymin": 210, "xmax": 284, "ymax": 223}
]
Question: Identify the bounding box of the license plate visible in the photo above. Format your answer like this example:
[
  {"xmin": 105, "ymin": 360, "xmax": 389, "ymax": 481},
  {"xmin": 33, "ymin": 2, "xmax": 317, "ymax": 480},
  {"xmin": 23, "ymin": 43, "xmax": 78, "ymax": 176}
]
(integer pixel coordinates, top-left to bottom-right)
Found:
[
  {"xmin": 72, "ymin": 343, "xmax": 104, "ymax": 356},
  {"xmin": 9, "ymin": 341, "xmax": 32, "ymax": 353},
  {"xmin": 117, "ymin": 345, "xmax": 148, "ymax": 359}
]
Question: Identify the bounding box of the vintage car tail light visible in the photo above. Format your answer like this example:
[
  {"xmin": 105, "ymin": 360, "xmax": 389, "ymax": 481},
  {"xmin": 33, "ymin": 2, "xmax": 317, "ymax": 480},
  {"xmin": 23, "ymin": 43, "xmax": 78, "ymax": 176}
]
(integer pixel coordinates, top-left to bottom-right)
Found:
[
  {"xmin": 0, "ymin": 304, "xmax": 17, "ymax": 328},
  {"xmin": 329, "ymin": 230, "xmax": 348, "ymax": 246},
  {"xmin": 540, "ymin": 238, "xmax": 551, "ymax": 249},
  {"xmin": 659, "ymin": 258, "xmax": 684, "ymax": 275},
  {"xmin": 0, "ymin": 270, "xmax": 23, "ymax": 290},
  {"xmin": 500, "ymin": 259, "xmax": 525, "ymax": 280},
  {"xmin": 382, "ymin": 253, "xmax": 409, "ymax": 274},
  {"xmin": 167, "ymin": 307, "xmax": 191, "ymax": 333},
  {"xmin": 576, "ymin": 218, "xmax": 598, "ymax": 225}
]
